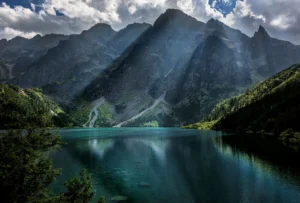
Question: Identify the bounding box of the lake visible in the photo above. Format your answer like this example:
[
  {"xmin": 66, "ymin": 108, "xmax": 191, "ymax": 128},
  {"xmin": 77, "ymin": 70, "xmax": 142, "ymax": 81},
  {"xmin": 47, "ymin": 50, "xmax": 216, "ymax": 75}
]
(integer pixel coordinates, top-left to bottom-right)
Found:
[{"xmin": 51, "ymin": 128, "xmax": 300, "ymax": 203}]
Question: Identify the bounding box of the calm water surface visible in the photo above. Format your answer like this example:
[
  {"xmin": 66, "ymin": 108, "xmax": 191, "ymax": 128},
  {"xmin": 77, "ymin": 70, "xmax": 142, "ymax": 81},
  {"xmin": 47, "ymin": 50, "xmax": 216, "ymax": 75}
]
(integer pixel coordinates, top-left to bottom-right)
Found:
[{"xmin": 51, "ymin": 128, "xmax": 300, "ymax": 203}]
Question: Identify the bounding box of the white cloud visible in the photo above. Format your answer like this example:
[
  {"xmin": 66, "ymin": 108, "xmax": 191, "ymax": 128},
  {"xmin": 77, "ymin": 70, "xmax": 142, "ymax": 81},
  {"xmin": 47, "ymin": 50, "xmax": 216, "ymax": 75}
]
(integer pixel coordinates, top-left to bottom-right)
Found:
[
  {"xmin": 234, "ymin": 0, "xmax": 266, "ymax": 22},
  {"xmin": 0, "ymin": 0, "xmax": 299, "ymax": 44},
  {"xmin": 177, "ymin": 0, "xmax": 195, "ymax": 15},
  {"xmin": 42, "ymin": 0, "xmax": 121, "ymax": 23},
  {"xmin": 128, "ymin": 5, "xmax": 137, "ymax": 14},
  {"xmin": 30, "ymin": 3, "xmax": 36, "ymax": 11},
  {"xmin": 270, "ymin": 15, "xmax": 295, "ymax": 29},
  {"xmin": 0, "ymin": 27, "xmax": 38, "ymax": 40}
]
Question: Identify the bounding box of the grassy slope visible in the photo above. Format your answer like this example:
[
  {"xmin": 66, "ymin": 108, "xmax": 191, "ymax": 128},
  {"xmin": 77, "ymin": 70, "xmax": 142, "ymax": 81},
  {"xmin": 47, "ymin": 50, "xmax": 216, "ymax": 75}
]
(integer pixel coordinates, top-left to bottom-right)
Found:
[
  {"xmin": 186, "ymin": 64, "xmax": 300, "ymax": 149},
  {"xmin": 0, "ymin": 84, "xmax": 76, "ymax": 129},
  {"xmin": 187, "ymin": 64, "xmax": 300, "ymax": 129}
]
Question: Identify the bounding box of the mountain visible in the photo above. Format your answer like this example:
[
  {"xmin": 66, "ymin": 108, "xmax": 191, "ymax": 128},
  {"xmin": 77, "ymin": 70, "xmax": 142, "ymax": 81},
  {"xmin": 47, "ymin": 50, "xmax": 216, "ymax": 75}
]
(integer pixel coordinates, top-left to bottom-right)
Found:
[
  {"xmin": 81, "ymin": 10, "xmax": 300, "ymax": 127},
  {"xmin": 186, "ymin": 64, "xmax": 300, "ymax": 149},
  {"xmin": 0, "ymin": 84, "xmax": 77, "ymax": 129},
  {"xmin": 82, "ymin": 9, "xmax": 207, "ymax": 126},
  {"xmin": 0, "ymin": 34, "xmax": 69, "ymax": 81},
  {"xmin": 1, "ymin": 9, "xmax": 300, "ymax": 127},
  {"xmin": 248, "ymin": 25, "xmax": 300, "ymax": 80},
  {"xmin": 10, "ymin": 23, "xmax": 150, "ymax": 103}
]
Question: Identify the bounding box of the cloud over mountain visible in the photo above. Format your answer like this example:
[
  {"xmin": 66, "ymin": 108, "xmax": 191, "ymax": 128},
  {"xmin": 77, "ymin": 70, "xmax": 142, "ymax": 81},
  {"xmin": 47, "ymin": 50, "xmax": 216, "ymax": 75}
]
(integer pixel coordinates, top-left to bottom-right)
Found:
[{"xmin": 0, "ymin": 0, "xmax": 299, "ymax": 44}]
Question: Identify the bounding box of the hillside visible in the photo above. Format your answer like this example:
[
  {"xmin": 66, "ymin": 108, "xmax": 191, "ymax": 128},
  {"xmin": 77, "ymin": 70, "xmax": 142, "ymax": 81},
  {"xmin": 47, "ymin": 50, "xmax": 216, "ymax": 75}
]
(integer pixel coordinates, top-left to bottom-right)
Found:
[
  {"xmin": 0, "ymin": 84, "xmax": 76, "ymax": 129},
  {"xmin": 186, "ymin": 64, "xmax": 300, "ymax": 149}
]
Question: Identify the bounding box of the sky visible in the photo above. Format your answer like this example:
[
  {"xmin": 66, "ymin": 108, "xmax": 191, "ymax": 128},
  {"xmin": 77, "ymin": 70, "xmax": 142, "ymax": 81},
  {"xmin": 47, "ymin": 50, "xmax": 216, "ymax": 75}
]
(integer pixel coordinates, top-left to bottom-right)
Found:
[{"xmin": 0, "ymin": 0, "xmax": 299, "ymax": 44}]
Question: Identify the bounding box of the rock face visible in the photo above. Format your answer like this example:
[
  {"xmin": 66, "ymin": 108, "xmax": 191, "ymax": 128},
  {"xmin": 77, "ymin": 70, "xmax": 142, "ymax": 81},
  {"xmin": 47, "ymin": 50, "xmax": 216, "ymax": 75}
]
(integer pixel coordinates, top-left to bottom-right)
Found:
[
  {"xmin": 0, "ymin": 34, "xmax": 69, "ymax": 80},
  {"xmin": 81, "ymin": 10, "xmax": 300, "ymax": 126},
  {"xmin": 248, "ymin": 25, "xmax": 300, "ymax": 79},
  {"xmin": 10, "ymin": 23, "xmax": 150, "ymax": 102},
  {"xmin": 2, "ymin": 9, "xmax": 300, "ymax": 127}
]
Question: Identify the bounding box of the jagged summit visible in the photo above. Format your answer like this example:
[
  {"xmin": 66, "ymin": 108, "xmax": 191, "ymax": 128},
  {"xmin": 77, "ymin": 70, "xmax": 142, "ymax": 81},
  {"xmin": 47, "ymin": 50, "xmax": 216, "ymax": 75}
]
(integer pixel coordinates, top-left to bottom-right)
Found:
[
  {"xmin": 80, "ymin": 23, "xmax": 116, "ymax": 40},
  {"xmin": 85, "ymin": 23, "xmax": 115, "ymax": 33},
  {"xmin": 32, "ymin": 34, "xmax": 42, "ymax": 40},
  {"xmin": 206, "ymin": 18, "xmax": 225, "ymax": 30},
  {"xmin": 253, "ymin": 25, "xmax": 270, "ymax": 38},
  {"xmin": 0, "ymin": 38, "xmax": 7, "ymax": 43},
  {"xmin": 153, "ymin": 8, "xmax": 204, "ymax": 31},
  {"xmin": 9, "ymin": 36, "xmax": 27, "ymax": 42},
  {"xmin": 164, "ymin": 8, "xmax": 187, "ymax": 16}
]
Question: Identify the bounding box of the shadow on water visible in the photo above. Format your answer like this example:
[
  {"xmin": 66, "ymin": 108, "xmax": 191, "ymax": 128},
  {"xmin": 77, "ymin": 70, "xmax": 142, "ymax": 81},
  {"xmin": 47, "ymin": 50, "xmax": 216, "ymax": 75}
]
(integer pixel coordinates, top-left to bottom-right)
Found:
[
  {"xmin": 51, "ymin": 128, "xmax": 300, "ymax": 203},
  {"xmin": 215, "ymin": 133, "xmax": 300, "ymax": 189}
]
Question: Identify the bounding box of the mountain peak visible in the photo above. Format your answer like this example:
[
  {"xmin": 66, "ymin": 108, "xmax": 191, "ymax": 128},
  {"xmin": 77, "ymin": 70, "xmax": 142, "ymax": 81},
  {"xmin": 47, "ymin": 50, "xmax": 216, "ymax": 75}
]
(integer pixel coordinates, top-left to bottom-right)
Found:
[
  {"xmin": 32, "ymin": 34, "xmax": 42, "ymax": 40},
  {"xmin": 164, "ymin": 8, "xmax": 186, "ymax": 16},
  {"xmin": 80, "ymin": 23, "xmax": 116, "ymax": 40},
  {"xmin": 157, "ymin": 8, "xmax": 196, "ymax": 21},
  {"xmin": 206, "ymin": 18, "xmax": 223, "ymax": 28},
  {"xmin": 153, "ymin": 8, "xmax": 204, "ymax": 30},
  {"xmin": 254, "ymin": 25, "xmax": 270, "ymax": 38},
  {"xmin": 88, "ymin": 23, "xmax": 114, "ymax": 32},
  {"xmin": 207, "ymin": 18, "xmax": 217, "ymax": 23},
  {"xmin": 0, "ymin": 38, "xmax": 7, "ymax": 43}
]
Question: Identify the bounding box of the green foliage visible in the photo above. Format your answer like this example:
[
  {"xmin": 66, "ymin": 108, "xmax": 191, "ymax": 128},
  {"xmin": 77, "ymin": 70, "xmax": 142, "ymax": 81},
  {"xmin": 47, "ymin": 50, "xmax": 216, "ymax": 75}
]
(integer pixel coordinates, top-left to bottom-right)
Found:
[
  {"xmin": 95, "ymin": 102, "xmax": 114, "ymax": 127},
  {"xmin": 189, "ymin": 64, "xmax": 300, "ymax": 150},
  {"xmin": 68, "ymin": 103, "xmax": 91, "ymax": 127},
  {"xmin": 0, "ymin": 84, "xmax": 77, "ymax": 129},
  {"xmin": 141, "ymin": 120, "xmax": 159, "ymax": 127},
  {"xmin": 0, "ymin": 129, "xmax": 63, "ymax": 202},
  {"xmin": 98, "ymin": 196, "xmax": 105, "ymax": 203},
  {"xmin": 280, "ymin": 129, "xmax": 300, "ymax": 151},
  {"xmin": 184, "ymin": 120, "xmax": 218, "ymax": 130},
  {"xmin": 52, "ymin": 113, "xmax": 79, "ymax": 128},
  {"xmin": 0, "ymin": 129, "xmax": 97, "ymax": 203},
  {"xmin": 59, "ymin": 169, "xmax": 94, "ymax": 203}
]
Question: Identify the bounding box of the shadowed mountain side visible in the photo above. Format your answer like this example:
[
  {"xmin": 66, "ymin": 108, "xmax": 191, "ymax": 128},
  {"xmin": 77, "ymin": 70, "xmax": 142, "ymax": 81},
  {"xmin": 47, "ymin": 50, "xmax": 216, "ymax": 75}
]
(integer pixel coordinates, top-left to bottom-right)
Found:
[
  {"xmin": 248, "ymin": 25, "xmax": 300, "ymax": 79},
  {"xmin": 81, "ymin": 10, "xmax": 254, "ymax": 126},
  {"xmin": 187, "ymin": 64, "xmax": 300, "ymax": 150},
  {"xmin": 81, "ymin": 9, "xmax": 207, "ymax": 125},
  {"xmin": 9, "ymin": 23, "xmax": 151, "ymax": 104},
  {"xmin": 2, "ymin": 9, "xmax": 300, "ymax": 127},
  {"xmin": 0, "ymin": 34, "xmax": 69, "ymax": 80}
]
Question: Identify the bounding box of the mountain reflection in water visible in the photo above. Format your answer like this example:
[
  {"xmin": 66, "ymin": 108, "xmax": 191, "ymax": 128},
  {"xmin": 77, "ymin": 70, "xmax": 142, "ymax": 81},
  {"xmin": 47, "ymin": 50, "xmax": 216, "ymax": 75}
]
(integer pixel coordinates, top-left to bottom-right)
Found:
[{"xmin": 51, "ymin": 128, "xmax": 300, "ymax": 203}]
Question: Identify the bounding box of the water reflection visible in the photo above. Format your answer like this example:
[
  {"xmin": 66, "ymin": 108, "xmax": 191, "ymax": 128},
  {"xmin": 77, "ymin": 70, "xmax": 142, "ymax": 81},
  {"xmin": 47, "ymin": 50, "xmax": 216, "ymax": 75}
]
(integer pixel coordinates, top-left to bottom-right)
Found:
[{"xmin": 51, "ymin": 129, "xmax": 300, "ymax": 203}]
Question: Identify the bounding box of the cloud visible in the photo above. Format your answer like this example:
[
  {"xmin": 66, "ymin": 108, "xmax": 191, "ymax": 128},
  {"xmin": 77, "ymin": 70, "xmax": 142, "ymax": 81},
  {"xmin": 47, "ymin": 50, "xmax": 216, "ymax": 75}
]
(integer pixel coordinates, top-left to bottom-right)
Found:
[
  {"xmin": 0, "ymin": 0, "xmax": 299, "ymax": 44},
  {"xmin": 177, "ymin": 0, "xmax": 195, "ymax": 15},
  {"xmin": 0, "ymin": 27, "xmax": 38, "ymax": 40},
  {"xmin": 270, "ymin": 15, "xmax": 296, "ymax": 30}
]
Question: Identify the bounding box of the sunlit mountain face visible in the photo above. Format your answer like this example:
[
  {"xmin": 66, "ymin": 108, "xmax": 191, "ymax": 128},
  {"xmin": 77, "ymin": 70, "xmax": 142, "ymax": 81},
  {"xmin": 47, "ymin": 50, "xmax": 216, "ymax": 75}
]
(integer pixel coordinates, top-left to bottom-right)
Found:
[{"xmin": 208, "ymin": 0, "xmax": 237, "ymax": 17}]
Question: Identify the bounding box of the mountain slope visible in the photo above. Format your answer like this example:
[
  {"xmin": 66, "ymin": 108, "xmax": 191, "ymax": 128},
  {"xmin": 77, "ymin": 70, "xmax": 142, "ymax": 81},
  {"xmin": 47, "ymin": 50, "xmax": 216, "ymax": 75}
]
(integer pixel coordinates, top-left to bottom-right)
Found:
[
  {"xmin": 2, "ymin": 9, "xmax": 300, "ymax": 127},
  {"xmin": 79, "ymin": 11, "xmax": 300, "ymax": 127},
  {"xmin": 10, "ymin": 23, "xmax": 150, "ymax": 102},
  {"xmin": 81, "ymin": 10, "xmax": 254, "ymax": 126},
  {"xmin": 187, "ymin": 64, "xmax": 300, "ymax": 138},
  {"xmin": 0, "ymin": 84, "xmax": 76, "ymax": 129},
  {"xmin": 248, "ymin": 26, "xmax": 300, "ymax": 80},
  {"xmin": 82, "ymin": 9, "xmax": 207, "ymax": 126},
  {"xmin": 0, "ymin": 34, "xmax": 69, "ymax": 80}
]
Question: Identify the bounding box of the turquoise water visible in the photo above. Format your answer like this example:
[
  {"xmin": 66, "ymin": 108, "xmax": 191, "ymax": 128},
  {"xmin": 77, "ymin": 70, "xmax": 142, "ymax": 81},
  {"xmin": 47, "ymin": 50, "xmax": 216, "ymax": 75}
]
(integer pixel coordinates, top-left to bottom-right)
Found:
[{"xmin": 51, "ymin": 128, "xmax": 300, "ymax": 203}]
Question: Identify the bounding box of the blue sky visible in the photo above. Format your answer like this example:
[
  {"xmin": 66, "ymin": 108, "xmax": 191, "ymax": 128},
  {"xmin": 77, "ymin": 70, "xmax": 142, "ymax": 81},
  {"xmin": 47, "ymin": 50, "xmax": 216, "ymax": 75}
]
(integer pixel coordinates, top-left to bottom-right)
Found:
[
  {"xmin": 0, "ymin": 0, "xmax": 299, "ymax": 44},
  {"xmin": 208, "ymin": 0, "xmax": 238, "ymax": 17}
]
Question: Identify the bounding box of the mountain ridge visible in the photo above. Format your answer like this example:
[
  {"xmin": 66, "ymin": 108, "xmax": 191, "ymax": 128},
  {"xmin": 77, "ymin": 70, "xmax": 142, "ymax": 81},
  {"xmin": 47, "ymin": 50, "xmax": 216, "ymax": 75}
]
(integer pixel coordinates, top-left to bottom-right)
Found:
[{"xmin": 1, "ymin": 9, "xmax": 300, "ymax": 127}]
